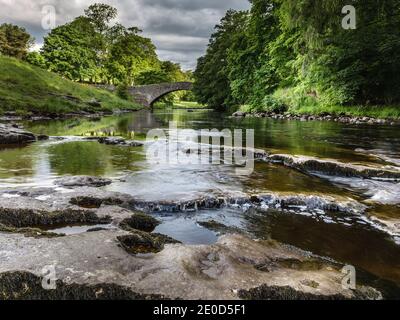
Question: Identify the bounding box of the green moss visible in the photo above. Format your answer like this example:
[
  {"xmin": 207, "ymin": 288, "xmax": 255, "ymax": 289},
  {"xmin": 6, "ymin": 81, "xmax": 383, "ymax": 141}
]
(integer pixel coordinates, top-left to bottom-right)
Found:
[
  {"xmin": 0, "ymin": 55, "xmax": 141, "ymax": 115},
  {"xmin": 119, "ymin": 213, "xmax": 160, "ymax": 233},
  {"xmin": 0, "ymin": 223, "xmax": 63, "ymax": 238}
]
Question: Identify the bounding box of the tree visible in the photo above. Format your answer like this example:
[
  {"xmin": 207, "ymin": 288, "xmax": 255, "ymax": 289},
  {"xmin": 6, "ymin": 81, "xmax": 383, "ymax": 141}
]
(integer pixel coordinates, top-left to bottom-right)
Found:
[
  {"xmin": 279, "ymin": 0, "xmax": 400, "ymax": 105},
  {"xmin": 0, "ymin": 23, "xmax": 33, "ymax": 59},
  {"xmin": 26, "ymin": 51, "xmax": 46, "ymax": 68},
  {"xmin": 41, "ymin": 17, "xmax": 98, "ymax": 81},
  {"xmin": 107, "ymin": 27, "xmax": 159, "ymax": 85},
  {"xmin": 193, "ymin": 10, "xmax": 247, "ymax": 109},
  {"xmin": 195, "ymin": 0, "xmax": 400, "ymax": 111},
  {"xmin": 41, "ymin": 3, "xmax": 160, "ymax": 85},
  {"xmin": 84, "ymin": 3, "xmax": 117, "ymax": 33},
  {"xmin": 228, "ymin": 0, "xmax": 280, "ymax": 106}
]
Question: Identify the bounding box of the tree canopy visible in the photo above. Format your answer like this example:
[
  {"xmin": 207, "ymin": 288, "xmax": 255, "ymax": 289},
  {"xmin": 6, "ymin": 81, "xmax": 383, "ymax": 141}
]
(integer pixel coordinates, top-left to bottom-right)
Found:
[
  {"xmin": 194, "ymin": 0, "xmax": 400, "ymax": 111},
  {"xmin": 32, "ymin": 3, "xmax": 190, "ymax": 88},
  {"xmin": 0, "ymin": 23, "xmax": 33, "ymax": 59}
]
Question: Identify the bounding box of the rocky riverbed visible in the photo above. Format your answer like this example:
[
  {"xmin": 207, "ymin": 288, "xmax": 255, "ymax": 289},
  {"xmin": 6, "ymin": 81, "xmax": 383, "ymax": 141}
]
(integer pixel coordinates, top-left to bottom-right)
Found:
[
  {"xmin": 0, "ymin": 180, "xmax": 396, "ymax": 300},
  {"xmin": 1, "ymin": 110, "xmax": 400, "ymax": 300}
]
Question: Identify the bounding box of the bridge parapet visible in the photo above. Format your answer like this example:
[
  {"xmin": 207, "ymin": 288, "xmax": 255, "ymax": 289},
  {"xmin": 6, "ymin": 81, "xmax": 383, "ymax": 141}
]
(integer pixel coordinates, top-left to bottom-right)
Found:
[
  {"xmin": 93, "ymin": 82, "xmax": 193, "ymax": 107},
  {"xmin": 128, "ymin": 82, "xmax": 193, "ymax": 107}
]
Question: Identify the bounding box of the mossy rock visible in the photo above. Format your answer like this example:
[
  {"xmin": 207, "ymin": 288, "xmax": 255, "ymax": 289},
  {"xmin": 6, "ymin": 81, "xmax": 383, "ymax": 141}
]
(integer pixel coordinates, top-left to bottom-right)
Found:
[{"xmin": 119, "ymin": 213, "xmax": 160, "ymax": 232}]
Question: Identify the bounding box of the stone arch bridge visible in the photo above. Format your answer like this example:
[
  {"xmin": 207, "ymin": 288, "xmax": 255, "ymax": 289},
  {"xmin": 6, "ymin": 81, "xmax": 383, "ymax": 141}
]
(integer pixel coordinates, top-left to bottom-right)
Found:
[{"xmin": 97, "ymin": 82, "xmax": 193, "ymax": 107}]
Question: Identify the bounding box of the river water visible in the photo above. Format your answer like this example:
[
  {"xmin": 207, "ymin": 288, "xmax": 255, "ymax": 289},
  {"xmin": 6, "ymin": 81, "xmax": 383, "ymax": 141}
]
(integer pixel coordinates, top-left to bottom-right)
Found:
[{"xmin": 1, "ymin": 108, "xmax": 400, "ymax": 290}]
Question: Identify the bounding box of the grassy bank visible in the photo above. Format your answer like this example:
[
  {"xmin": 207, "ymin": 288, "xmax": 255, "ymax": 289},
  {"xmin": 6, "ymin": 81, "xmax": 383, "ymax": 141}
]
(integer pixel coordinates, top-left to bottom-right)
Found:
[
  {"xmin": 240, "ymin": 87, "xmax": 400, "ymax": 119},
  {"xmin": 0, "ymin": 55, "xmax": 141, "ymax": 116},
  {"xmin": 153, "ymin": 101, "xmax": 207, "ymax": 109}
]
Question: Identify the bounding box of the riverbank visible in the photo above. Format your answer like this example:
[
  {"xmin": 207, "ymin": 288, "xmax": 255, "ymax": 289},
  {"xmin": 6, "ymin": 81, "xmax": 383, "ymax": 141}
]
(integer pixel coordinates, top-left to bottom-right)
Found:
[
  {"xmin": 0, "ymin": 55, "xmax": 141, "ymax": 118},
  {"xmin": 236, "ymin": 88, "xmax": 400, "ymax": 124},
  {"xmin": 153, "ymin": 101, "xmax": 207, "ymax": 109},
  {"xmin": 233, "ymin": 110, "xmax": 400, "ymax": 125}
]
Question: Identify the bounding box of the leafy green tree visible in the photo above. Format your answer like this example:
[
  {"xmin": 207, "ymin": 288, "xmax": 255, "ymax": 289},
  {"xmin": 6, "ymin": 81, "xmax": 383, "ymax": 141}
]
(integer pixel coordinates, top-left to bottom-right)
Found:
[
  {"xmin": 107, "ymin": 27, "xmax": 159, "ymax": 85},
  {"xmin": 41, "ymin": 17, "xmax": 98, "ymax": 81},
  {"xmin": 26, "ymin": 51, "xmax": 46, "ymax": 68},
  {"xmin": 193, "ymin": 10, "xmax": 247, "ymax": 109},
  {"xmin": 228, "ymin": 0, "xmax": 280, "ymax": 106},
  {"xmin": 136, "ymin": 70, "xmax": 172, "ymax": 85},
  {"xmin": 84, "ymin": 3, "xmax": 117, "ymax": 33},
  {"xmin": 195, "ymin": 0, "xmax": 400, "ymax": 111},
  {"xmin": 41, "ymin": 3, "xmax": 160, "ymax": 85},
  {"xmin": 279, "ymin": 0, "xmax": 400, "ymax": 105},
  {"xmin": 0, "ymin": 23, "xmax": 33, "ymax": 59}
]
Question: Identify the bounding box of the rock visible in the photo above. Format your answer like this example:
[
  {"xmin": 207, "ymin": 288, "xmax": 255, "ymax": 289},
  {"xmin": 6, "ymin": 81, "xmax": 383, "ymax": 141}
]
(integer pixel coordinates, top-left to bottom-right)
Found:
[
  {"xmin": 89, "ymin": 136, "xmax": 143, "ymax": 147},
  {"xmin": 98, "ymin": 137, "xmax": 126, "ymax": 145},
  {"xmin": 232, "ymin": 111, "xmax": 245, "ymax": 117},
  {"xmin": 238, "ymin": 284, "xmax": 381, "ymax": 300},
  {"xmin": 126, "ymin": 140, "xmax": 144, "ymax": 147},
  {"xmin": 266, "ymin": 153, "xmax": 400, "ymax": 180},
  {"xmin": 0, "ymin": 223, "xmax": 63, "ymax": 239},
  {"xmin": 0, "ymin": 187, "xmax": 135, "ymax": 230},
  {"xmin": 87, "ymin": 98, "xmax": 102, "ymax": 108},
  {"xmin": 0, "ymin": 232, "xmax": 383, "ymax": 300},
  {"xmin": 0, "ymin": 124, "xmax": 36, "ymax": 145},
  {"xmin": 37, "ymin": 135, "xmax": 49, "ymax": 141},
  {"xmin": 119, "ymin": 213, "xmax": 160, "ymax": 232},
  {"xmin": 197, "ymin": 220, "xmax": 242, "ymax": 235},
  {"xmin": 117, "ymin": 230, "xmax": 167, "ymax": 254},
  {"xmin": 54, "ymin": 176, "xmax": 112, "ymax": 187}
]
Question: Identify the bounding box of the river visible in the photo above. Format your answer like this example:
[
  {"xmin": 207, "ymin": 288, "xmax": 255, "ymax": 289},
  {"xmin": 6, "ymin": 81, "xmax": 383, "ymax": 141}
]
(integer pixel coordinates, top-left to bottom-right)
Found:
[{"xmin": 1, "ymin": 108, "xmax": 400, "ymax": 292}]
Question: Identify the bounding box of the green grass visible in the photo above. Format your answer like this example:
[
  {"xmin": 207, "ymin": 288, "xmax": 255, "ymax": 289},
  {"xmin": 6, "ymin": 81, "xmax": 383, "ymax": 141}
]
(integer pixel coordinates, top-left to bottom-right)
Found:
[
  {"xmin": 172, "ymin": 101, "xmax": 207, "ymax": 109},
  {"xmin": 0, "ymin": 55, "xmax": 141, "ymax": 116},
  {"xmin": 153, "ymin": 100, "xmax": 207, "ymax": 109},
  {"xmin": 240, "ymin": 87, "xmax": 400, "ymax": 119}
]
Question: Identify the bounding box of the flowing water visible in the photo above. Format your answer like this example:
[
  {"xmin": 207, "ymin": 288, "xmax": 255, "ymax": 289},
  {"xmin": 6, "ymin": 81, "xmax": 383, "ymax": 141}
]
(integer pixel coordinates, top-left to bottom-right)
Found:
[{"xmin": 1, "ymin": 108, "xmax": 400, "ymax": 290}]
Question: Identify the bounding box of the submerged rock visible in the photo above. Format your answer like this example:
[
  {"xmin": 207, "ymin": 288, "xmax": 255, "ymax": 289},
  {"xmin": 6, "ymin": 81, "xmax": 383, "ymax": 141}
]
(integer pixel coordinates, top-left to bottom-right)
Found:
[
  {"xmin": 197, "ymin": 220, "xmax": 243, "ymax": 235},
  {"xmin": 0, "ymin": 124, "xmax": 36, "ymax": 145},
  {"xmin": 90, "ymin": 137, "xmax": 144, "ymax": 147},
  {"xmin": 54, "ymin": 176, "xmax": 112, "ymax": 187}
]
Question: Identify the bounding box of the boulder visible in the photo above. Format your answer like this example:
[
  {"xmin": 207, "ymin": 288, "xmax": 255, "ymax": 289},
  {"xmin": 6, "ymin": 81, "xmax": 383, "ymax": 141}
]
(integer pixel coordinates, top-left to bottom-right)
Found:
[{"xmin": 0, "ymin": 124, "xmax": 36, "ymax": 144}]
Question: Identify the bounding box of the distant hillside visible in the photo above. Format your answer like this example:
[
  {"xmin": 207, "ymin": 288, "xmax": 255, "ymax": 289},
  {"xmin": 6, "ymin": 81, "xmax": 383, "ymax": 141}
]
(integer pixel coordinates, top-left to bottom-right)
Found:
[{"xmin": 0, "ymin": 55, "xmax": 140, "ymax": 116}]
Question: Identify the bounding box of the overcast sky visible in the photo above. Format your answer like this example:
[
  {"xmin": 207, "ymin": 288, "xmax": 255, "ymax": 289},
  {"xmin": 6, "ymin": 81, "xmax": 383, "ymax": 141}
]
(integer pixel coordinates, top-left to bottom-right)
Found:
[{"xmin": 0, "ymin": 0, "xmax": 250, "ymax": 70}]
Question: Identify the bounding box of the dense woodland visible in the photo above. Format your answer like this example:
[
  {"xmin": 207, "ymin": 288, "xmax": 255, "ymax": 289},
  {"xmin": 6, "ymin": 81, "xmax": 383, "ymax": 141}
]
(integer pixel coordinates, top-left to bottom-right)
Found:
[{"xmin": 194, "ymin": 0, "xmax": 400, "ymax": 113}]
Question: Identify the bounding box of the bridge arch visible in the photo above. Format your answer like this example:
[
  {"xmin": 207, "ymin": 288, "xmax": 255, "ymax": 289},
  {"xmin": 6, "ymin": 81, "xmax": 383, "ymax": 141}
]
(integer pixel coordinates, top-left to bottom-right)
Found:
[{"xmin": 128, "ymin": 82, "xmax": 193, "ymax": 107}]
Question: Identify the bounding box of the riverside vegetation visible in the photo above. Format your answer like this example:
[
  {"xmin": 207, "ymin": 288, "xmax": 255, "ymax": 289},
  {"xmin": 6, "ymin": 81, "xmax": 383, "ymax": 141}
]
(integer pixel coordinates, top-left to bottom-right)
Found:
[
  {"xmin": 193, "ymin": 0, "xmax": 400, "ymax": 119},
  {"xmin": 0, "ymin": 3, "xmax": 193, "ymax": 117}
]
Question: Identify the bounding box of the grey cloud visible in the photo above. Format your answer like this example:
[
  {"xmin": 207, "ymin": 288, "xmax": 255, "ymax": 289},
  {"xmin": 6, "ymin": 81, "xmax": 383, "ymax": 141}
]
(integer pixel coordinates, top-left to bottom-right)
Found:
[{"xmin": 0, "ymin": 0, "xmax": 250, "ymax": 70}]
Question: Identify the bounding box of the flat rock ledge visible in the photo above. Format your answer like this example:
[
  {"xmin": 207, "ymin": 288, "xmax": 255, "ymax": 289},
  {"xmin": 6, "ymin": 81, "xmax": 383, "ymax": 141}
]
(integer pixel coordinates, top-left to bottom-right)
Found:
[
  {"xmin": 0, "ymin": 124, "xmax": 37, "ymax": 145},
  {"xmin": 0, "ymin": 232, "xmax": 382, "ymax": 300},
  {"xmin": 262, "ymin": 153, "xmax": 400, "ymax": 181},
  {"xmin": 3, "ymin": 185, "xmax": 398, "ymax": 239},
  {"xmin": 0, "ymin": 186, "xmax": 389, "ymax": 299}
]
